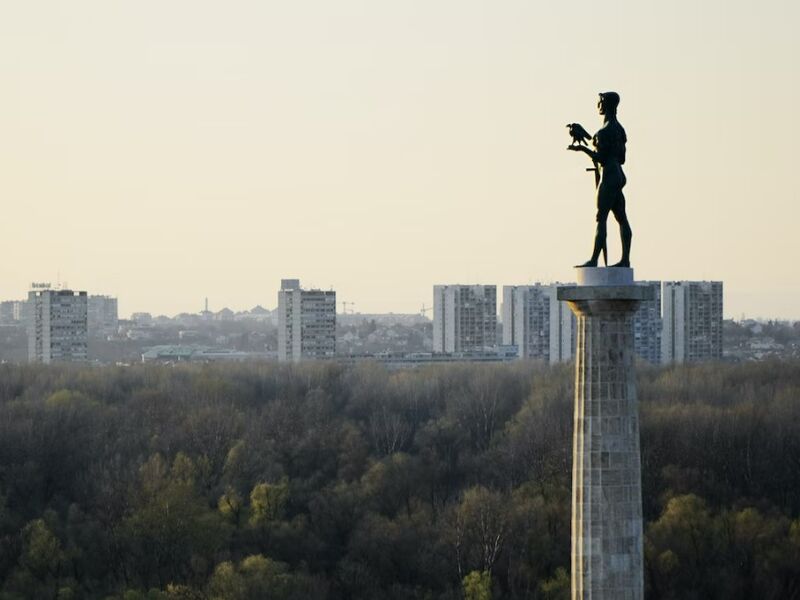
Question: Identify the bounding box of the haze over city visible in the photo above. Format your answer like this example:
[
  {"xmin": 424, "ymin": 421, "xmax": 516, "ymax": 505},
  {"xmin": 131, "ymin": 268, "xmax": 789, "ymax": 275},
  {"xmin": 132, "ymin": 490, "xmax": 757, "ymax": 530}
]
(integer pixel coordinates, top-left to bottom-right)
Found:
[{"xmin": 1, "ymin": 1, "xmax": 798, "ymax": 318}]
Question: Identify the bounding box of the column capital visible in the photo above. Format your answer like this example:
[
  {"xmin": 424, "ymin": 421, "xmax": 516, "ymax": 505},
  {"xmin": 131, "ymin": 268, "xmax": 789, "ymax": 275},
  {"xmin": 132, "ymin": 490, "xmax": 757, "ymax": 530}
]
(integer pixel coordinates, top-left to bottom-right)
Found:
[{"xmin": 558, "ymin": 284, "xmax": 654, "ymax": 317}]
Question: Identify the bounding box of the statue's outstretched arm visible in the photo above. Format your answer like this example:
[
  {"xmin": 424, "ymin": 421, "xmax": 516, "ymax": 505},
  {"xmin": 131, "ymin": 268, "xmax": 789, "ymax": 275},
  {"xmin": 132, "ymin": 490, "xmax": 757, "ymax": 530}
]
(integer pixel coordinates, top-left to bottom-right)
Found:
[{"xmin": 567, "ymin": 144, "xmax": 598, "ymax": 162}]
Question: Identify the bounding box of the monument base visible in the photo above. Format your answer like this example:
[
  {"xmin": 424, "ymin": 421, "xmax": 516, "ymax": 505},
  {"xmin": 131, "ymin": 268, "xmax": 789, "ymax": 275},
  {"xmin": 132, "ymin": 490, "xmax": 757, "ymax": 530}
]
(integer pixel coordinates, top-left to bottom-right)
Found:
[{"xmin": 574, "ymin": 266, "xmax": 633, "ymax": 286}]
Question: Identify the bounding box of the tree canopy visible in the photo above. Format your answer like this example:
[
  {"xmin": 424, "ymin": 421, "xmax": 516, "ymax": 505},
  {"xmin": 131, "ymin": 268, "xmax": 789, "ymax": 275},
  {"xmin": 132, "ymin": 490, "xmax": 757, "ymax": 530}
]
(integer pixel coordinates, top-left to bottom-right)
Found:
[{"xmin": 0, "ymin": 359, "xmax": 798, "ymax": 599}]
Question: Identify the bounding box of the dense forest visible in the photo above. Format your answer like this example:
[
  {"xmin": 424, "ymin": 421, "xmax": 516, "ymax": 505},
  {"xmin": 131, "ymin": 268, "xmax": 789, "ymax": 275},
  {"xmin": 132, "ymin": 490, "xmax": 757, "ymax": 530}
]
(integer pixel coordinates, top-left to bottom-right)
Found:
[{"xmin": 0, "ymin": 360, "xmax": 799, "ymax": 599}]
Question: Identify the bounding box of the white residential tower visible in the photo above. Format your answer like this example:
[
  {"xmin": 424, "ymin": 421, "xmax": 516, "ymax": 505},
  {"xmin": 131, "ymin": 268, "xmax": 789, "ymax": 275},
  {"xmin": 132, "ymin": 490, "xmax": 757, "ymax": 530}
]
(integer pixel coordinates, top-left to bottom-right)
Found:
[
  {"xmin": 277, "ymin": 279, "xmax": 336, "ymax": 362},
  {"xmin": 502, "ymin": 284, "xmax": 575, "ymax": 363},
  {"xmin": 28, "ymin": 289, "xmax": 88, "ymax": 364},
  {"xmin": 633, "ymin": 281, "xmax": 662, "ymax": 364},
  {"xmin": 661, "ymin": 281, "xmax": 723, "ymax": 364},
  {"xmin": 433, "ymin": 285, "xmax": 497, "ymax": 353}
]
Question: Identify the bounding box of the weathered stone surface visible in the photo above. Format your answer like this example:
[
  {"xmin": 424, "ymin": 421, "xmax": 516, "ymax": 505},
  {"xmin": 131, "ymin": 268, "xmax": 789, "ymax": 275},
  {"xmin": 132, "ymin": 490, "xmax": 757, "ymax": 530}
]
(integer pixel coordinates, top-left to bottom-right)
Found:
[{"xmin": 561, "ymin": 279, "xmax": 645, "ymax": 600}]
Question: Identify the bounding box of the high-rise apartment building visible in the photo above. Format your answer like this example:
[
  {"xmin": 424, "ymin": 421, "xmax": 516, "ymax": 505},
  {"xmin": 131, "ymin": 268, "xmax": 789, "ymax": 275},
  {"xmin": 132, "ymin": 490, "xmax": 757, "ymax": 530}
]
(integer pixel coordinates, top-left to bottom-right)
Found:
[
  {"xmin": 277, "ymin": 279, "xmax": 336, "ymax": 362},
  {"xmin": 0, "ymin": 300, "xmax": 26, "ymax": 324},
  {"xmin": 661, "ymin": 281, "xmax": 723, "ymax": 364},
  {"xmin": 28, "ymin": 289, "xmax": 88, "ymax": 364},
  {"xmin": 88, "ymin": 295, "xmax": 119, "ymax": 338},
  {"xmin": 633, "ymin": 281, "xmax": 662, "ymax": 364},
  {"xmin": 502, "ymin": 284, "xmax": 575, "ymax": 363},
  {"xmin": 433, "ymin": 285, "xmax": 497, "ymax": 353},
  {"xmin": 0, "ymin": 301, "xmax": 13, "ymax": 325}
]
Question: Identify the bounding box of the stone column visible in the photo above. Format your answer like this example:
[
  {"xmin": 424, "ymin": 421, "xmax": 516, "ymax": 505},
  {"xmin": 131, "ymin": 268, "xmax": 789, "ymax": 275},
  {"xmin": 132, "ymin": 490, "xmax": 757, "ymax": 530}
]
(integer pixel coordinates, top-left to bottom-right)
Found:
[{"xmin": 557, "ymin": 268, "xmax": 653, "ymax": 600}]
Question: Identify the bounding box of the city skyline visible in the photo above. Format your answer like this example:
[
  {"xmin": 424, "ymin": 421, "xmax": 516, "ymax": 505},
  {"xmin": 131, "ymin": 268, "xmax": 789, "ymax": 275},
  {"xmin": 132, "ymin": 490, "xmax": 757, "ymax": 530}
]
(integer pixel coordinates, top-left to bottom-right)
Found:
[
  {"xmin": 1, "ymin": 277, "xmax": 736, "ymax": 325},
  {"xmin": 2, "ymin": 1, "xmax": 799, "ymax": 318}
]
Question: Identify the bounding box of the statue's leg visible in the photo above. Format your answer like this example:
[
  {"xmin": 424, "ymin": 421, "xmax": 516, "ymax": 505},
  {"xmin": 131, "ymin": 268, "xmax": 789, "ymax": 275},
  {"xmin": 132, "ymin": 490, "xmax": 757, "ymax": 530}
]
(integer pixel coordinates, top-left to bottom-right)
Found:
[
  {"xmin": 592, "ymin": 207, "xmax": 609, "ymax": 264},
  {"xmin": 577, "ymin": 188, "xmax": 610, "ymax": 268},
  {"xmin": 611, "ymin": 196, "xmax": 632, "ymax": 267}
]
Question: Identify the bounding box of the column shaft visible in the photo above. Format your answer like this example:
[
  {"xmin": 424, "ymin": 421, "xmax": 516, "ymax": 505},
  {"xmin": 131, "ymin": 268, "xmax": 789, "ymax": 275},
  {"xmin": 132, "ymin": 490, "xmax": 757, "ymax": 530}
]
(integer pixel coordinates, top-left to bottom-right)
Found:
[{"xmin": 568, "ymin": 297, "xmax": 644, "ymax": 600}]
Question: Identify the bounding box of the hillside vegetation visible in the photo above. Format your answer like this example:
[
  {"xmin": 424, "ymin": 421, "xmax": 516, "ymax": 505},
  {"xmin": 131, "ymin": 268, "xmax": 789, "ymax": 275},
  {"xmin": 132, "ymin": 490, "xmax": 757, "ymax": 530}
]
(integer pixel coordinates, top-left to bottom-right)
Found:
[{"xmin": 0, "ymin": 360, "xmax": 799, "ymax": 599}]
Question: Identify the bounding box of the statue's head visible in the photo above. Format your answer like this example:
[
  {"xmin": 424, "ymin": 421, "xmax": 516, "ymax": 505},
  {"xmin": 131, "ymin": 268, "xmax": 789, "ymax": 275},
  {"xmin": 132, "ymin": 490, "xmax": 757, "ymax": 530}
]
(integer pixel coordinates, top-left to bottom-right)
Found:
[{"xmin": 598, "ymin": 92, "xmax": 620, "ymax": 115}]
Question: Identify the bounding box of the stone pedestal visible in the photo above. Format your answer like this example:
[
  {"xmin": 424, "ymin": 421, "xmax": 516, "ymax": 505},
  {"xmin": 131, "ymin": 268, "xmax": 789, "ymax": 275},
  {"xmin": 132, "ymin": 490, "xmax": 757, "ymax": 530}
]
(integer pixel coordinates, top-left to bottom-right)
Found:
[{"xmin": 558, "ymin": 268, "xmax": 652, "ymax": 600}]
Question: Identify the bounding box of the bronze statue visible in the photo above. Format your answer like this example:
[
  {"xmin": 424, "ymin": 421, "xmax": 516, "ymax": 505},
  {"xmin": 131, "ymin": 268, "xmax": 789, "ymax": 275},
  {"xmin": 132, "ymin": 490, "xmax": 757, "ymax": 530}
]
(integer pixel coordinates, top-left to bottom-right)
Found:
[{"xmin": 567, "ymin": 92, "xmax": 632, "ymax": 268}]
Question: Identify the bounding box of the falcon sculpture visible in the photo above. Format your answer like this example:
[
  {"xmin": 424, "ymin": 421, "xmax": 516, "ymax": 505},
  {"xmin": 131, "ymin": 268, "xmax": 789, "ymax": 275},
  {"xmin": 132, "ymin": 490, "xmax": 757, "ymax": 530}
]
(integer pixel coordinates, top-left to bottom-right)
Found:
[{"xmin": 566, "ymin": 123, "xmax": 592, "ymax": 147}]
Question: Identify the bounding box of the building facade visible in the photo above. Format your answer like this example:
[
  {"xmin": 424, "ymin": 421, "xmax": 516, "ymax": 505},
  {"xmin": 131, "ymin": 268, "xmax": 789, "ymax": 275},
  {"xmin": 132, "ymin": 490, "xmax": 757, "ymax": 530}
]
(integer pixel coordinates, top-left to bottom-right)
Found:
[
  {"xmin": 277, "ymin": 279, "xmax": 336, "ymax": 362},
  {"xmin": 0, "ymin": 300, "xmax": 26, "ymax": 324},
  {"xmin": 633, "ymin": 281, "xmax": 662, "ymax": 364},
  {"xmin": 433, "ymin": 285, "xmax": 497, "ymax": 353},
  {"xmin": 502, "ymin": 284, "xmax": 575, "ymax": 363},
  {"xmin": 661, "ymin": 281, "xmax": 723, "ymax": 363},
  {"xmin": 28, "ymin": 289, "xmax": 88, "ymax": 364},
  {"xmin": 88, "ymin": 295, "xmax": 119, "ymax": 338}
]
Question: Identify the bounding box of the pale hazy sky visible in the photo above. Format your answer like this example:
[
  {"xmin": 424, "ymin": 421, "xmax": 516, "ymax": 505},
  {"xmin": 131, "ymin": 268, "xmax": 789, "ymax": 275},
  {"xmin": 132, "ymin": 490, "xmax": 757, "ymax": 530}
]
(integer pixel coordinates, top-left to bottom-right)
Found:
[{"xmin": 1, "ymin": 1, "xmax": 799, "ymax": 318}]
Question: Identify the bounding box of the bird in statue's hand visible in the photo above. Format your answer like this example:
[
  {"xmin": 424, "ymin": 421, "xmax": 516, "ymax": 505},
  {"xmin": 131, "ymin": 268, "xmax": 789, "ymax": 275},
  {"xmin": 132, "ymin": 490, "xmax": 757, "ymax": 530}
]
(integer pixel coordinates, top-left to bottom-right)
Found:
[{"xmin": 566, "ymin": 123, "xmax": 591, "ymax": 147}]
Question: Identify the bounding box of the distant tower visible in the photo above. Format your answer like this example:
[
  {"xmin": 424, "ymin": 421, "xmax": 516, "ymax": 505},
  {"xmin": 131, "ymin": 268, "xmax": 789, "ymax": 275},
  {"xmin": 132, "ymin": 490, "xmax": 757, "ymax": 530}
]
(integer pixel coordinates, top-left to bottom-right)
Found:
[
  {"xmin": 502, "ymin": 284, "xmax": 575, "ymax": 363},
  {"xmin": 277, "ymin": 279, "xmax": 336, "ymax": 362},
  {"xmin": 28, "ymin": 288, "xmax": 88, "ymax": 363},
  {"xmin": 0, "ymin": 300, "xmax": 26, "ymax": 325},
  {"xmin": 661, "ymin": 281, "xmax": 723, "ymax": 363},
  {"xmin": 633, "ymin": 281, "xmax": 662, "ymax": 364},
  {"xmin": 432, "ymin": 285, "xmax": 497, "ymax": 353},
  {"xmin": 87, "ymin": 295, "xmax": 119, "ymax": 338}
]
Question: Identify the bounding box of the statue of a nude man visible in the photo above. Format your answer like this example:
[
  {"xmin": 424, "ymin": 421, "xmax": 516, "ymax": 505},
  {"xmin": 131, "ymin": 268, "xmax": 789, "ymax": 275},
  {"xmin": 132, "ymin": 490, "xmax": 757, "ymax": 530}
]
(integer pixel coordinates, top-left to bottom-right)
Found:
[{"xmin": 568, "ymin": 92, "xmax": 632, "ymax": 268}]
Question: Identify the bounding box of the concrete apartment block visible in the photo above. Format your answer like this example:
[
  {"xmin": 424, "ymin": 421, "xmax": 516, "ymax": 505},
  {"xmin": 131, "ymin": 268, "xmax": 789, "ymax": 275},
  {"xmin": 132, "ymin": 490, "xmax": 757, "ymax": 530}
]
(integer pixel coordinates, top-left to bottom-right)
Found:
[
  {"xmin": 88, "ymin": 295, "xmax": 119, "ymax": 338},
  {"xmin": 28, "ymin": 289, "xmax": 88, "ymax": 364},
  {"xmin": 662, "ymin": 281, "xmax": 723, "ymax": 364},
  {"xmin": 277, "ymin": 279, "xmax": 336, "ymax": 362},
  {"xmin": 502, "ymin": 284, "xmax": 575, "ymax": 363},
  {"xmin": 433, "ymin": 285, "xmax": 497, "ymax": 353},
  {"xmin": 633, "ymin": 281, "xmax": 662, "ymax": 364}
]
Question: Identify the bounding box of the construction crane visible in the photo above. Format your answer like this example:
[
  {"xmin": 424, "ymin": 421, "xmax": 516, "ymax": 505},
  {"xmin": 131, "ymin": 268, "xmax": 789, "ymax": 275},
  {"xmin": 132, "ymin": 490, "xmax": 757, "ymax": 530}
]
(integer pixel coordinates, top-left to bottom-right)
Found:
[{"xmin": 420, "ymin": 304, "xmax": 432, "ymax": 318}]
